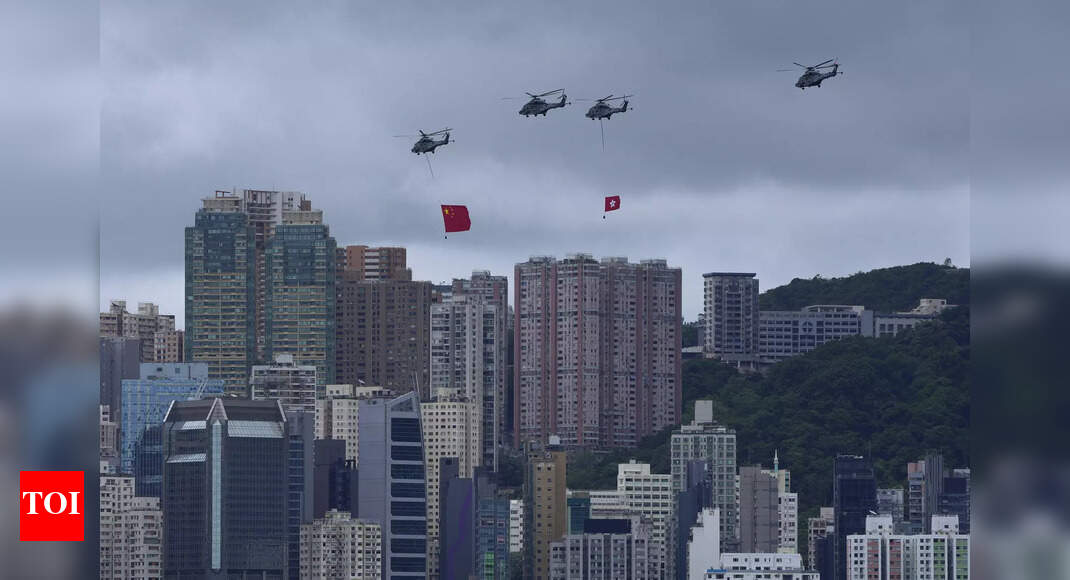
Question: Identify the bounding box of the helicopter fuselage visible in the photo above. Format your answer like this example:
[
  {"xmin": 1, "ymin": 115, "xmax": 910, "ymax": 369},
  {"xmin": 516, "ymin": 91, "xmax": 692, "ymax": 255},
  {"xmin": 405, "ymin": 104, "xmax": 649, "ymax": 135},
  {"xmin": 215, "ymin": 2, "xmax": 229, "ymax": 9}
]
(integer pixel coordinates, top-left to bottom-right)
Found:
[
  {"xmin": 411, "ymin": 134, "xmax": 449, "ymax": 154},
  {"xmin": 586, "ymin": 100, "xmax": 628, "ymax": 120},
  {"xmin": 796, "ymin": 65, "xmax": 840, "ymax": 89},
  {"xmin": 520, "ymin": 95, "xmax": 567, "ymax": 117}
]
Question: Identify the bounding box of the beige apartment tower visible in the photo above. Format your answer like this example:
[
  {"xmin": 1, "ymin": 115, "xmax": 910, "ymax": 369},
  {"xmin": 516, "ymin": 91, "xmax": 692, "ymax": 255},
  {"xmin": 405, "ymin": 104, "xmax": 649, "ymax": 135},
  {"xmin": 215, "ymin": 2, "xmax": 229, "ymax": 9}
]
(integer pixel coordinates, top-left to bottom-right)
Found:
[{"xmin": 514, "ymin": 255, "xmax": 681, "ymax": 450}]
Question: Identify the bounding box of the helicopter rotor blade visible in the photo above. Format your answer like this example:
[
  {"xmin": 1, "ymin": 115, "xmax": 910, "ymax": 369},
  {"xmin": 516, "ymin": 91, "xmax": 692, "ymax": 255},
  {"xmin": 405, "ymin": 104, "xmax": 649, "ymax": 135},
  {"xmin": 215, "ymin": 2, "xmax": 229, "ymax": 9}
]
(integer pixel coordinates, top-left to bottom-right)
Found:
[
  {"xmin": 537, "ymin": 89, "xmax": 564, "ymax": 97},
  {"xmin": 776, "ymin": 69, "xmax": 795, "ymax": 72},
  {"xmin": 793, "ymin": 62, "xmax": 807, "ymax": 68},
  {"xmin": 814, "ymin": 58, "xmax": 835, "ymax": 68}
]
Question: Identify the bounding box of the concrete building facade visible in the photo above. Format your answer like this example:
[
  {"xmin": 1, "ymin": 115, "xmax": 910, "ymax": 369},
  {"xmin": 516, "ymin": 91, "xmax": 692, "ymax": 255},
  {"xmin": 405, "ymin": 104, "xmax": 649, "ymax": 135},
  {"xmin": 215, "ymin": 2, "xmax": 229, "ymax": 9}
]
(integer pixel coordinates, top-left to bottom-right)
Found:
[
  {"xmin": 421, "ymin": 398, "xmax": 481, "ymax": 579},
  {"xmin": 514, "ymin": 255, "xmax": 681, "ymax": 449},
  {"xmin": 339, "ymin": 245, "xmax": 412, "ymax": 281},
  {"xmin": 100, "ymin": 475, "xmax": 163, "ymax": 579},
  {"xmin": 430, "ymin": 293, "xmax": 502, "ymax": 470},
  {"xmin": 758, "ymin": 305, "xmax": 872, "ymax": 365},
  {"xmin": 702, "ymin": 273, "xmax": 760, "ymax": 370},
  {"xmin": 100, "ymin": 300, "xmax": 178, "ymax": 363},
  {"xmin": 549, "ymin": 516, "xmax": 654, "ymax": 580},
  {"xmin": 525, "ymin": 439, "xmax": 567, "ymax": 580},
  {"xmin": 616, "ymin": 461, "xmax": 675, "ymax": 579},
  {"xmin": 336, "ymin": 279, "xmax": 432, "ymax": 394},
  {"xmin": 846, "ymin": 515, "xmax": 970, "ymax": 580},
  {"xmin": 671, "ymin": 403, "xmax": 738, "ymax": 551},
  {"xmin": 250, "ymin": 353, "xmax": 318, "ymax": 414},
  {"xmin": 299, "ymin": 510, "xmax": 383, "ymax": 580}
]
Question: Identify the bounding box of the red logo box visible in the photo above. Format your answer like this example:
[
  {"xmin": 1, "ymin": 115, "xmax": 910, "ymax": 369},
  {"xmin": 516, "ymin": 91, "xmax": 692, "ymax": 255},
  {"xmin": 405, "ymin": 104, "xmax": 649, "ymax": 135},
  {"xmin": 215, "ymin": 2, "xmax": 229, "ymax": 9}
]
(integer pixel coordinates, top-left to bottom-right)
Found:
[{"xmin": 19, "ymin": 471, "xmax": 84, "ymax": 541}]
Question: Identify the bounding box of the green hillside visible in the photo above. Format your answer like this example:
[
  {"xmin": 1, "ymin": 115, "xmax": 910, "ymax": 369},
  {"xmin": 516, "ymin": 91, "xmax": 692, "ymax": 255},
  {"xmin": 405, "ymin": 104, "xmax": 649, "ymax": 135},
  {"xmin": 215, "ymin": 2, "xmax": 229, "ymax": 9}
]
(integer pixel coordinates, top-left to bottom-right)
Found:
[
  {"xmin": 568, "ymin": 306, "xmax": 970, "ymax": 521},
  {"xmin": 758, "ymin": 262, "xmax": 969, "ymax": 313}
]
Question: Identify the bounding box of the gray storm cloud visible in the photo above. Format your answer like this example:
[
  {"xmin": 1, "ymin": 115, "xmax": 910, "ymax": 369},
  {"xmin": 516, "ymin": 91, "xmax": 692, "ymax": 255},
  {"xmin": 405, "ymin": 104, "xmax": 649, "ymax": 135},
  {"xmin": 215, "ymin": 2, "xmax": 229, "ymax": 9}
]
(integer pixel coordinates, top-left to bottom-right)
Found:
[{"xmin": 98, "ymin": 0, "xmax": 972, "ymax": 323}]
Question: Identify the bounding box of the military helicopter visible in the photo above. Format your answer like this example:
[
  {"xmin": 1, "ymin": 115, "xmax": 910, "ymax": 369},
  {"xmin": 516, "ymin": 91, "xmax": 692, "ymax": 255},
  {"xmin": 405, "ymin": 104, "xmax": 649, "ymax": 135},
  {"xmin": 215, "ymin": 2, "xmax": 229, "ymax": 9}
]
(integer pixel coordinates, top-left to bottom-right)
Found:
[
  {"xmin": 505, "ymin": 89, "xmax": 569, "ymax": 117},
  {"xmin": 581, "ymin": 94, "xmax": 632, "ymax": 120},
  {"xmin": 780, "ymin": 59, "xmax": 842, "ymax": 89},
  {"xmin": 395, "ymin": 129, "xmax": 452, "ymax": 155}
]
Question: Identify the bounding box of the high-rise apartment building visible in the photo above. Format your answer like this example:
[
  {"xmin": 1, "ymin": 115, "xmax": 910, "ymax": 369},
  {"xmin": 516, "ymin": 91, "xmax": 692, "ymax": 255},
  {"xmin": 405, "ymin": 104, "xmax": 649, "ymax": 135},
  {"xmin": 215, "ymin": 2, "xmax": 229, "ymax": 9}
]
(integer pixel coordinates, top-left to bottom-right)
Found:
[
  {"xmin": 339, "ymin": 245, "xmax": 412, "ymax": 281},
  {"xmin": 315, "ymin": 383, "xmax": 393, "ymax": 466},
  {"xmin": 737, "ymin": 458, "xmax": 798, "ymax": 555},
  {"xmin": 846, "ymin": 515, "xmax": 970, "ymax": 580},
  {"xmin": 675, "ymin": 460, "xmax": 712, "ymax": 580},
  {"xmin": 616, "ymin": 461, "xmax": 674, "ymax": 578},
  {"xmin": 99, "ymin": 475, "xmax": 162, "ymax": 579},
  {"xmin": 161, "ymin": 398, "xmax": 289, "ymax": 577},
  {"xmin": 549, "ymin": 516, "xmax": 654, "ymax": 580},
  {"xmin": 907, "ymin": 454, "xmax": 945, "ymax": 533},
  {"xmin": 184, "ymin": 200, "xmax": 256, "ymax": 394},
  {"xmin": 510, "ymin": 499, "xmax": 525, "ymax": 554},
  {"xmin": 687, "ymin": 508, "xmax": 721, "ymax": 580},
  {"xmin": 421, "ymin": 398, "xmax": 481, "ymax": 579},
  {"xmin": 439, "ymin": 467, "xmax": 510, "ymax": 580},
  {"xmin": 265, "ymin": 218, "xmax": 337, "ymax": 385},
  {"xmin": 250, "ymin": 353, "xmax": 318, "ymax": 414},
  {"xmin": 832, "ymin": 455, "xmax": 877, "ymax": 580},
  {"xmin": 357, "ymin": 392, "xmax": 428, "ymax": 579},
  {"xmin": 236, "ymin": 188, "xmax": 318, "ymax": 361},
  {"xmin": 938, "ymin": 469, "xmax": 971, "ymax": 533},
  {"xmin": 702, "ymin": 272, "xmax": 760, "ymax": 370},
  {"xmin": 336, "ymin": 278, "xmax": 432, "ymax": 393},
  {"xmin": 877, "ymin": 487, "xmax": 906, "ymax": 532},
  {"xmin": 186, "ymin": 189, "xmax": 329, "ymax": 390},
  {"xmin": 100, "ymin": 300, "xmax": 178, "ymax": 362},
  {"xmin": 284, "ymin": 410, "xmax": 315, "ymax": 580},
  {"xmin": 120, "ymin": 362, "xmax": 224, "ymax": 498},
  {"xmin": 100, "ymin": 405, "xmax": 119, "ymax": 471},
  {"xmin": 671, "ymin": 401, "xmax": 738, "ymax": 551},
  {"xmin": 430, "ymin": 293, "xmax": 502, "ymax": 469},
  {"xmin": 739, "ymin": 465, "xmax": 780, "ymax": 553},
  {"xmin": 452, "ymin": 271, "xmax": 510, "ymax": 449},
  {"xmin": 525, "ymin": 438, "xmax": 568, "ymax": 580},
  {"xmin": 299, "ymin": 510, "xmax": 383, "ymax": 580},
  {"xmin": 100, "ymin": 336, "xmax": 142, "ymax": 424},
  {"xmin": 153, "ymin": 329, "xmax": 184, "ymax": 363},
  {"xmin": 514, "ymin": 255, "xmax": 681, "ymax": 449},
  {"xmin": 807, "ymin": 507, "xmax": 834, "ymax": 572},
  {"xmin": 312, "ymin": 439, "xmax": 358, "ymax": 519}
]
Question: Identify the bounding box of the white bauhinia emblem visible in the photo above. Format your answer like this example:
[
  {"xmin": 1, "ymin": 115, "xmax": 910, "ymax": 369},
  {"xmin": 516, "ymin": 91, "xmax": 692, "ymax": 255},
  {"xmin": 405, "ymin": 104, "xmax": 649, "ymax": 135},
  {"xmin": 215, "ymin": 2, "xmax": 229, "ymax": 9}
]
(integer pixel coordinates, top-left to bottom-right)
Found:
[{"xmin": 610, "ymin": 199, "xmax": 616, "ymax": 207}]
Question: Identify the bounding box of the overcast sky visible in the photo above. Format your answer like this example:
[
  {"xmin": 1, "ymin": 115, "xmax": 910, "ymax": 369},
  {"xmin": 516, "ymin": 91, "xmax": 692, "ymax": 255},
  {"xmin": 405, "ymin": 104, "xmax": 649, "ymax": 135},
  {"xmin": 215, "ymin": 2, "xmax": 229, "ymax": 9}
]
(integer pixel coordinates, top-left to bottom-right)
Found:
[{"xmin": 96, "ymin": 0, "xmax": 975, "ymax": 326}]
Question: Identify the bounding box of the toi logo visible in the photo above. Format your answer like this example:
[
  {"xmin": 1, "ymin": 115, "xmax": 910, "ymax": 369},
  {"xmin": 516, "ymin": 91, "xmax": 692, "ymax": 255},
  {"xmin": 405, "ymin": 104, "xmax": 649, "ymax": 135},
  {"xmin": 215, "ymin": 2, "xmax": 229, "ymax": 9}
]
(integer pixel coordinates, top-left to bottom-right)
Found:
[{"xmin": 19, "ymin": 471, "xmax": 84, "ymax": 541}]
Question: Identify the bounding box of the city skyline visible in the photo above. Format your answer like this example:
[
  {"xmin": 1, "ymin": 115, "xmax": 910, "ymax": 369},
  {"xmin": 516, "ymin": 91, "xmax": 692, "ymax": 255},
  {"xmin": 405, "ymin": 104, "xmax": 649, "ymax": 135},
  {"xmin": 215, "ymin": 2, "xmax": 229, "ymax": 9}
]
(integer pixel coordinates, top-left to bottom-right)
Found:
[
  {"xmin": 99, "ymin": 0, "xmax": 969, "ymax": 324},
  {"xmin": 104, "ymin": 190, "xmax": 968, "ymax": 329}
]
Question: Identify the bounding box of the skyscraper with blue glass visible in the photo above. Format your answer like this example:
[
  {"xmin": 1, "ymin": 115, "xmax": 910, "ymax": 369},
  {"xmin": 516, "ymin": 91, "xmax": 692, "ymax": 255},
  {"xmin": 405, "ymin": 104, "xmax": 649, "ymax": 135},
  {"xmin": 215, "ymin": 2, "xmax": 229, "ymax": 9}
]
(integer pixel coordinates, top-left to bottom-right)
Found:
[
  {"xmin": 161, "ymin": 398, "xmax": 289, "ymax": 577},
  {"xmin": 358, "ymin": 391, "xmax": 427, "ymax": 578},
  {"xmin": 120, "ymin": 362, "xmax": 223, "ymax": 497},
  {"xmin": 265, "ymin": 218, "xmax": 336, "ymax": 387},
  {"xmin": 184, "ymin": 194, "xmax": 256, "ymax": 395}
]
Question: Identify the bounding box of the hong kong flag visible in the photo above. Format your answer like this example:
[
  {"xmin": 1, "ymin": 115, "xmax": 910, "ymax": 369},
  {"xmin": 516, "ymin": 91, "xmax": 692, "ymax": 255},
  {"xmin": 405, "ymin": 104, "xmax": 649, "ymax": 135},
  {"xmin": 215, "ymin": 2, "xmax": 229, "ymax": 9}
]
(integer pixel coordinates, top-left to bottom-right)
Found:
[
  {"xmin": 604, "ymin": 195, "xmax": 621, "ymax": 212},
  {"xmin": 441, "ymin": 204, "xmax": 471, "ymax": 233}
]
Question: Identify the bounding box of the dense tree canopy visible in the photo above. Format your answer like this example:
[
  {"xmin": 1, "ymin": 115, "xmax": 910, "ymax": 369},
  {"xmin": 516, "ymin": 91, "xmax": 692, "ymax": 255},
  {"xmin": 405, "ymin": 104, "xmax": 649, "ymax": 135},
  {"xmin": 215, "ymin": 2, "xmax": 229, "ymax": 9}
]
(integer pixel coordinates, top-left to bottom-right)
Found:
[
  {"xmin": 758, "ymin": 262, "xmax": 969, "ymax": 313},
  {"xmin": 567, "ymin": 306, "xmax": 970, "ymax": 525}
]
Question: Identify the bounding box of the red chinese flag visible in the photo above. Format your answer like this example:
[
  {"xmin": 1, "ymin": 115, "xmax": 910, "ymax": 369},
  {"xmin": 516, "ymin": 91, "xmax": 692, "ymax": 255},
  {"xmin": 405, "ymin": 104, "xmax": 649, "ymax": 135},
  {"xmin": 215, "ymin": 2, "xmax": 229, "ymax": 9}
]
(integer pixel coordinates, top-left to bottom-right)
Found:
[
  {"xmin": 441, "ymin": 204, "xmax": 471, "ymax": 233},
  {"xmin": 604, "ymin": 195, "xmax": 621, "ymax": 212}
]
